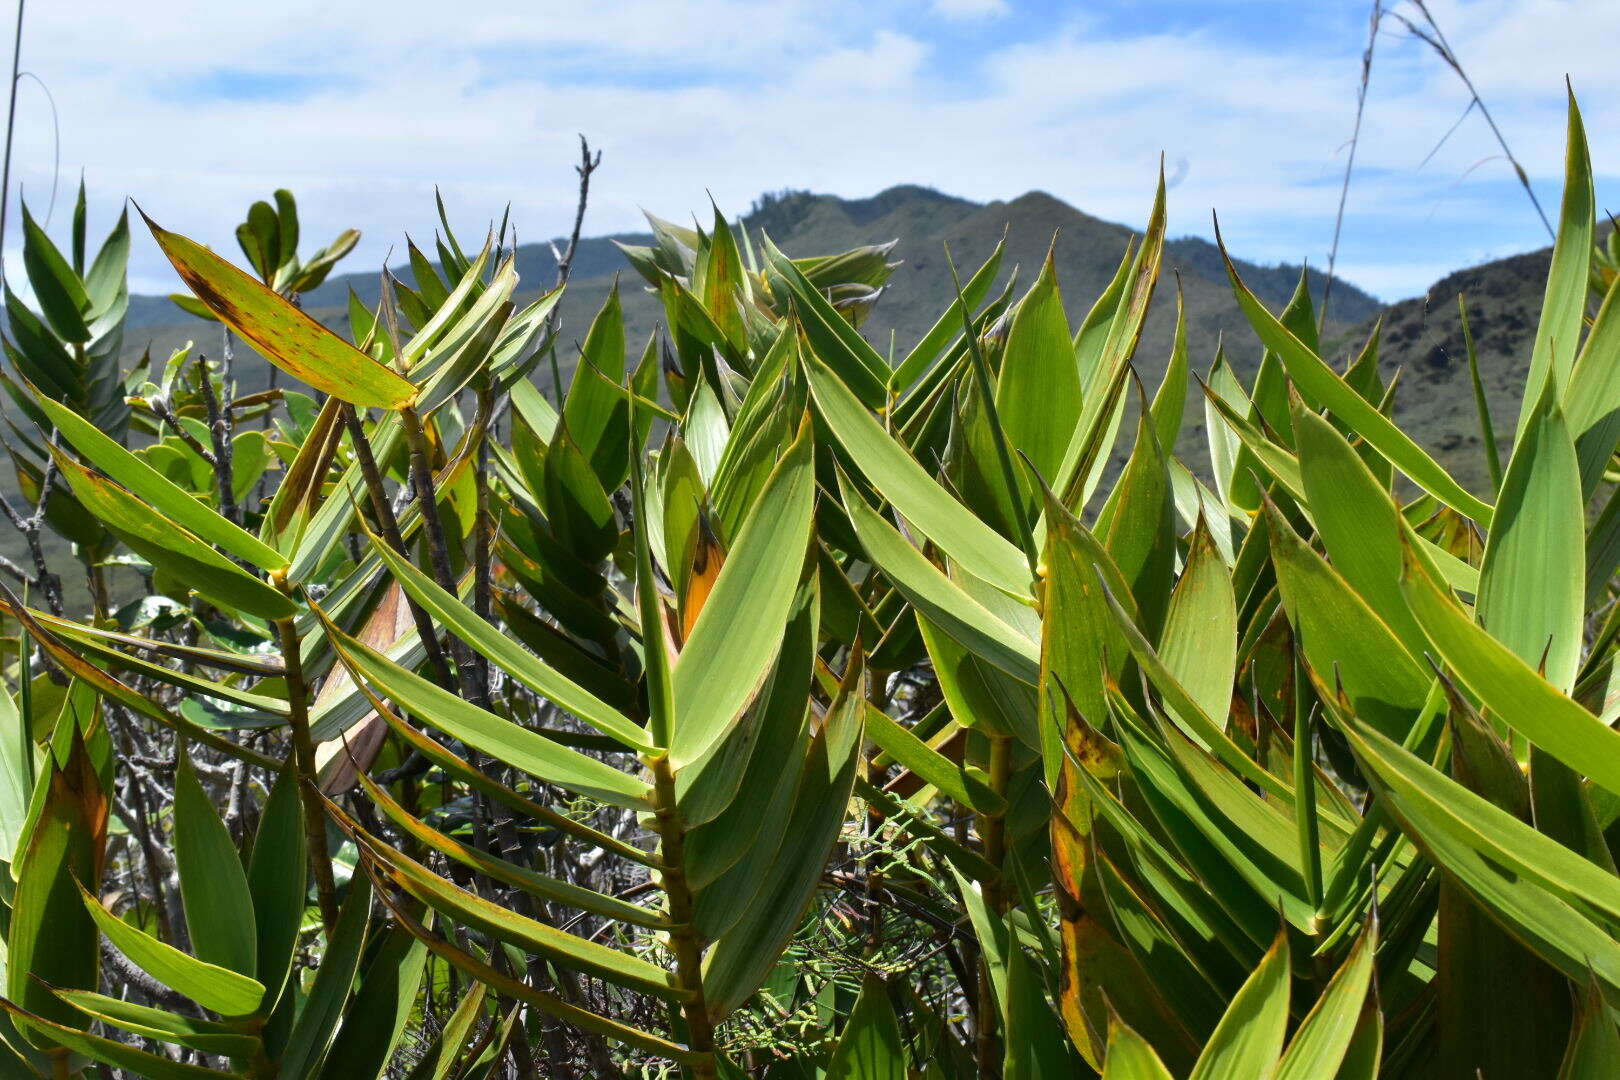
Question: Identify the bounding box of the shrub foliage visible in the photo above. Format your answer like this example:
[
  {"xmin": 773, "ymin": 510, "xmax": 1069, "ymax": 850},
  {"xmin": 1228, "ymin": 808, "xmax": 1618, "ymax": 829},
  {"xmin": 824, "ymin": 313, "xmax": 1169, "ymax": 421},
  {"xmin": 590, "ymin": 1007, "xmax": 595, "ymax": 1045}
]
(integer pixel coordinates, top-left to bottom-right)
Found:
[{"xmin": 0, "ymin": 94, "xmax": 1617, "ymax": 1079}]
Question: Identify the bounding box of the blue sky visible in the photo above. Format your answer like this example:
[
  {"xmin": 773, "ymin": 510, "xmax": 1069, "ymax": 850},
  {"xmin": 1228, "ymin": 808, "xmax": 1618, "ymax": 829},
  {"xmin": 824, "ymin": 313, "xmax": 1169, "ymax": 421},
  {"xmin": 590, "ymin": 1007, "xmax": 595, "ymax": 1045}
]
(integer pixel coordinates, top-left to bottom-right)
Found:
[{"xmin": 10, "ymin": 0, "xmax": 1618, "ymax": 301}]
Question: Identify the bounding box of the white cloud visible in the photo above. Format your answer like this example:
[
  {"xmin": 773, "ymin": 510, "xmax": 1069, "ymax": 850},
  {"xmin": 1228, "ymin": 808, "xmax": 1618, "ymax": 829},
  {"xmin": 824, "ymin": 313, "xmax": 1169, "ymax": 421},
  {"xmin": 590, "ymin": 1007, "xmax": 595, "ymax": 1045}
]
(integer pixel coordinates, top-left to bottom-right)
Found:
[
  {"xmin": 931, "ymin": 0, "xmax": 1010, "ymax": 18},
  {"xmin": 5, "ymin": 0, "xmax": 1616, "ymax": 301}
]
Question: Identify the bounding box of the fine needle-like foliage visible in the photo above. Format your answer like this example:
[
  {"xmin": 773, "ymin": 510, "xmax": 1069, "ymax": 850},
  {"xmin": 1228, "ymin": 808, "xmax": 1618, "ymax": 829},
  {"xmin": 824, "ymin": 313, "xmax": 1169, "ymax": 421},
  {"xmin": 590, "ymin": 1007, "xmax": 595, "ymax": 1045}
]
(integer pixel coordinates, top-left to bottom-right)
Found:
[{"xmin": 0, "ymin": 87, "xmax": 1617, "ymax": 1080}]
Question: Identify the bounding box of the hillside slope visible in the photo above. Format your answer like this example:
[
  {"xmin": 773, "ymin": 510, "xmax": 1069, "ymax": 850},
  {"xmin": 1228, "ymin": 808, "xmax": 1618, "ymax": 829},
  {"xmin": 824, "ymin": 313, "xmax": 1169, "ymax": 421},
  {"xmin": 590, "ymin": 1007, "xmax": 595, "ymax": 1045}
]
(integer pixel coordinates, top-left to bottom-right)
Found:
[
  {"xmin": 122, "ymin": 184, "xmax": 1383, "ymax": 400},
  {"xmin": 1367, "ymin": 246, "xmax": 1555, "ymax": 496}
]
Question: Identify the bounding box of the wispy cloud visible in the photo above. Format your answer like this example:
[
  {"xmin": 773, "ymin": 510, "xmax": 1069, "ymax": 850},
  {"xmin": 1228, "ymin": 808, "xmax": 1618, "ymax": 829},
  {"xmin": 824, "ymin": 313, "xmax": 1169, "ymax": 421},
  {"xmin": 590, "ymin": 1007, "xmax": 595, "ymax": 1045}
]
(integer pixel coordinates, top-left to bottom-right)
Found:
[{"xmin": 7, "ymin": 0, "xmax": 1616, "ymax": 301}]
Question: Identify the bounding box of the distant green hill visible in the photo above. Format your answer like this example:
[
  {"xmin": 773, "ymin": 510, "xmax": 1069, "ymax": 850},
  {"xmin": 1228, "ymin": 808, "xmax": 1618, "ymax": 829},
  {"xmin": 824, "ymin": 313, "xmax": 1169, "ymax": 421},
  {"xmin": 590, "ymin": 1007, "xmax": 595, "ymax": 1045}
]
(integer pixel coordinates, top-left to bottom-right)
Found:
[{"xmin": 123, "ymin": 183, "xmax": 1384, "ymax": 393}]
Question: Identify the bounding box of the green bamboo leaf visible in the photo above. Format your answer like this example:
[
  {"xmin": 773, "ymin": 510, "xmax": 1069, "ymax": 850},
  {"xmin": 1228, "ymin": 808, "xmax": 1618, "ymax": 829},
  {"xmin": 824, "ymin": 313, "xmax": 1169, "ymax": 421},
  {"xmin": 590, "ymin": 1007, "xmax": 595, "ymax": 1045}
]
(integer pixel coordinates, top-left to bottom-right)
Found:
[
  {"xmin": 144, "ymin": 211, "xmax": 416, "ymax": 409},
  {"xmin": 1216, "ymin": 225, "xmax": 1492, "ymax": 525},
  {"xmin": 806, "ymin": 351, "xmax": 1030, "ymax": 599},
  {"xmin": 32, "ymin": 391, "xmax": 290, "ymax": 573},
  {"xmin": 7, "ymin": 730, "xmax": 102, "ymax": 1039},
  {"xmin": 1265, "ymin": 498, "xmax": 1431, "ymax": 740},
  {"xmin": 702, "ymin": 680, "xmax": 863, "ymax": 1018},
  {"xmin": 20, "ymin": 204, "xmax": 90, "ymax": 342},
  {"xmin": 864, "ymin": 705, "xmax": 1005, "ymax": 815},
  {"xmin": 0, "ymin": 1000, "xmax": 237, "ymax": 1080},
  {"xmin": 49, "ymin": 448, "xmax": 296, "ymax": 620},
  {"xmin": 1558, "ymin": 978, "xmax": 1620, "ymax": 1080},
  {"xmin": 174, "ymin": 751, "xmax": 257, "ymax": 977},
  {"xmin": 247, "ymin": 767, "xmax": 305, "ymax": 1002},
  {"xmin": 1291, "ymin": 402, "xmax": 1429, "ymax": 658},
  {"xmin": 825, "ymin": 975, "xmax": 906, "ymax": 1080},
  {"xmin": 1331, "ymin": 709, "xmax": 1620, "ymax": 999},
  {"xmin": 671, "ymin": 417, "xmax": 815, "ymax": 767},
  {"xmin": 277, "ymin": 871, "xmax": 373, "ymax": 1079},
  {"xmin": 356, "ymin": 770, "xmax": 667, "ymax": 928},
  {"xmin": 1522, "ymin": 89, "xmax": 1594, "ymax": 432},
  {"xmin": 1476, "ymin": 386, "xmax": 1584, "ymax": 693},
  {"xmin": 50, "ymin": 988, "xmax": 262, "ymax": 1058},
  {"xmin": 1188, "ymin": 930, "xmax": 1291, "ymax": 1080},
  {"xmin": 1157, "ymin": 518, "xmax": 1236, "ymax": 726},
  {"xmin": 356, "ymin": 828, "xmax": 685, "ymax": 1001},
  {"xmin": 370, "ymin": 537, "xmax": 651, "ymax": 750},
  {"xmin": 324, "ymin": 617, "xmax": 651, "ymax": 809},
  {"xmin": 997, "ymin": 251, "xmax": 1077, "ymax": 482},
  {"xmin": 315, "ymin": 923, "xmax": 430, "ymax": 1080},
  {"xmin": 80, "ymin": 885, "xmax": 266, "ymax": 1017},
  {"xmin": 1401, "ymin": 548, "xmax": 1620, "ymax": 797},
  {"xmin": 842, "ymin": 477, "xmax": 1037, "ymax": 684},
  {"xmin": 1101, "ymin": 1013, "xmax": 1176, "ymax": 1080},
  {"xmin": 1274, "ymin": 928, "xmax": 1375, "ymax": 1080}
]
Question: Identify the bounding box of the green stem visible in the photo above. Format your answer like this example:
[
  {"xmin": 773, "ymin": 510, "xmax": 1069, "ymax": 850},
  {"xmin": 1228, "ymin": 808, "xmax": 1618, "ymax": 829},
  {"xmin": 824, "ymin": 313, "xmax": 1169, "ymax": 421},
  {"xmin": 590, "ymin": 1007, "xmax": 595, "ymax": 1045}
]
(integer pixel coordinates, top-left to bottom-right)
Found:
[
  {"xmin": 272, "ymin": 590, "xmax": 340, "ymax": 936},
  {"xmin": 976, "ymin": 733, "xmax": 1013, "ymax": 1077},
  {"xmin": 648, "ymin": 754, "xmax": 718, "ymax": 1079}
]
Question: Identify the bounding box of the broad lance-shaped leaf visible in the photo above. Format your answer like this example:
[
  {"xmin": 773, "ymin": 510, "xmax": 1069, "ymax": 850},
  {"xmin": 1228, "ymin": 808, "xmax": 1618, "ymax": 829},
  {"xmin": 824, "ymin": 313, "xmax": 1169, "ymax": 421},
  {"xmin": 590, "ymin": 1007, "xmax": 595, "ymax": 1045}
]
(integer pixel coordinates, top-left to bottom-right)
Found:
[
  {"xmin": 352, "ymin": 824, "xmax": 686, "ymax": 1001},
  {"xmin": 806, "ymin": 350, "xmax": 1031, "ymax": 600},
  {"xmin": 7, "ymin": 729, "xmax": 103, "ymax": 1038},
  {"xmin": 864, "ymin": 705, "xmax": 1005, "ymax": 815},
  {"xmin": 1274, "ymin": 928, "xmax": 1375, "ymax": 1080},
  {"xmin": 275, "ymin": 871, "xmax": 373, "ymax": 1079},
  {"xmin": 248, "ymin": 768, "xmax": 305, "ymax": 1002},
  {"xmin": 80, "ymin": 885, "xmax": 266, "ymax": 1017},
  {"xmin": 48, "ymin": 990, "xmax": 261, "ymax": 1058},
  {"xmin": 841, "ymin": 475, "xmax": 1038, "ymax": 685},
  {"xmin": 0, "ymin": 1001, "xmax": 237, "ymax": 1080},
  {"xmin": 1523, "ymin": 88, "xmax": 1594, "ymax": 433},
  {"xmin": 372, "ymin": 888, "xmax": 701, "ymax": 1066},
  {"xmin": 1264, "ymin": 498, "xmax": 1432, "ymax": 741},
  {"xmin": 1292, "ymin": 401, "xmax": 1430, "ymax": 659},
  {"xmin": 355, "ymin": 770, "xmax": 669, "ymax": 928},
  {"xmin": 1332, "ymin": 709, "xmax": 1620, "ymax": 1002},
  {"xmin": 370, "ymin": 536, "xmax": 652, "ymax": 751},
  {"xmin": 997, "ymin": 250, "xmax": 1078, "ymax": 483},
  {"xmin": 825, "ymin": 975, "xmax": 906, "ymax": 1080},
  {"xmin": 1401, "ymin": 545, "xmax": 1620, "ymax": 797},
  {"xmin": 1102, "ymin": 1014, "xmax": 1176, "ymax": 1080},
  {"xmin": 1050, "ymin": 169, "xmax": 1166, "ymax": 509},
  {"xmin": 670, "ymin": 416, "xmax": 815, "ymax": 768},
  {"xmin": 143, "ymin": 211, "xmax": 416, "ymax": 409},
  {"xmin": 323, "ymin": 616, "xmax": 652, "ymax": 809},
  {"xmin": 1476, "ymin": 386, "xmax": 1584, "ymax": 694},
  {"xmin": 48, "ymin": 447, "xmax": 296, "ymax": 621},
  {"xmin": 702, "ymin": 676, "xmax": 863, "ymax": 1018},
  {"xmin": 174, "ymin": 752, "xmax": 257, "ymax": 977},
  {"xmin": 1216, "ymin": 222, "xmax": 1493, "ymax": 526},
  {"xmin": 32, "ymin": 390, "xmax": 289, "ymax": 573},
  {"xmin": 1156, "ymin": 518, "xmax": 1235, "ymax": 727},
  {"xmin": 314, "ymin": 922, "xmax": 430, "ymax": 1080},
  {"xmin": 1187, "ymin": 931, "xmax": 1291, "ymax": 1080}
]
